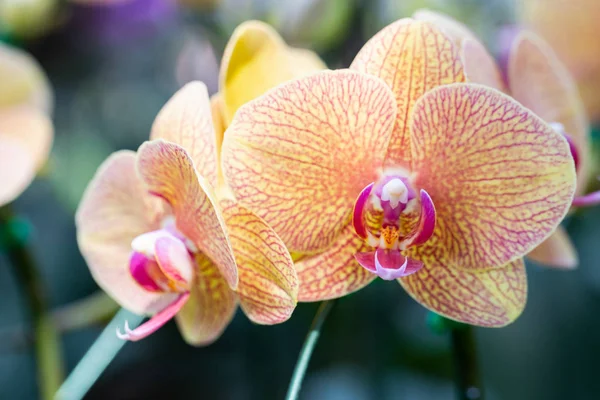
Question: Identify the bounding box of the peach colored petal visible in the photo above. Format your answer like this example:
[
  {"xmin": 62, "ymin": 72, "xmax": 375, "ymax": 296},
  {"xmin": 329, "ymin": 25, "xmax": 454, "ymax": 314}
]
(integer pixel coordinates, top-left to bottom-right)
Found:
[
  {"xmin": 412, "ymin": 9, "xmax": 479, "ymax": 43},
  {"xmin": 221, "ymin": 199, "xmax": 298, "ymax": 324},
  {"xmin": 399, "ymin": 259, "xmax": 527, "ymax": 327},
  {"xmin": 517, "ymin": 0, "xmax": 600, "ymax": 121},
  {"xmin": 350, "ymin": 18, "xmax": 465, "ymax": 167},
  {"xmin": 151, "ymin": 82, "xmax": 219, "ymax": 188},
  {"xmin": 219, "ymin": 20, "xmax": 325, "ymax": 124},
  {"xmin": 526, "ymin": 226, "xmax": 578, "ymax": 269},
  {"xmin": 75, "ymin": 151, "xmax": 176, "ymax": 315},
  {"xmin": 508, "ymin": 31, "xmax": 590, "ymax": 195},
  {"xmin": 409, "ymin": 83, "xmax": 576, "ymax": 270},
  {"xmin": 0, "ymin": 106, "xmax": 53, "ymax": 172},
  {"xmin": 0, "ymin": 139, "xmax": 35, "ymax": 206},
  {"xmin": 461, "ymin": 39, "xmax": 506, "ymax": 92},
  {"xmin": 295, "ymin": 226, "xmax": 376, "ymax": 302},
  {"xmin": 287, "ymin": 47, "xmax": 327, "ymax": 76},
  {"xmin": 221, "ymin": 69, "xmax": 397, "ymax": 253},
  {"xmin": 136, "ymin": 140, "xmax": 238, "ymax": 289},
  {"xmin": 412, "ymin": 10, "xmax": 505, "ymax": 91},
  {"xmin": 0, "ymin": 42, "xmax": 52, "ymax": 113},
  {"xmin": 175, "ymin": 254, "xmax": 237, "ymax": 346}
]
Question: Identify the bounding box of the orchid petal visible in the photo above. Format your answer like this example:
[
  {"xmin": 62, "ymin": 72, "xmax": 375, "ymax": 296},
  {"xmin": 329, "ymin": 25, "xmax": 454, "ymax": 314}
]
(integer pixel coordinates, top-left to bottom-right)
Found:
[
  {"xmin": 517, "ymin": 0, "xmax": 600, "ymax": 121},
  {"xmin": 222, "ymin": 69, "xmax": 397, "ymax": 253},
  {"xmin": 0, "ymin": 139, "xmax": 35, "ymax": 206},
  {"xmin": 526, "ymin": 226, "xmax": 577, "ymax": 269},
  {"xmin": 117, "ymin": 293, "xmax": 190, "ymax": 342},
  {"xmin": 150, "ymin": 82, "xmax": 219, "ymax": 188},
  {"xmin": 221, "ymin": 199, "xmax": 298, "ymax": 325},
  {"xmin": 219, "ymin": 20, "xmax": 325, "ymax": 124},
  {"xmin": 461, "ymin": 39, "xmax": 506, "ymax": 92},
  {"xmin": 76, "ymin": 151, "xmax": 176, "ymax": 314},
  {"xmin": 400, "ymin": 259, "xmax": 527, "ymax": 327},
  {"xmin": 412, "ymin": 9, "xmax": 505, "ymax": 91},
  {"xmin": 409, "ymin": 83, "xmax": 576, "ymax": 270},
  {"xmin": 0, "ymin": 42, "xmax": 52, "ymax": 113},
  {"xmin": 136, "ymin": 140, "xmax": 238, "ymax": 289},
  {"xmin": 350, "ymin": 18, "xmax": 465, "ymax": 167},
  {"xmin": 175, "ymin": 254, "xmax": 237, "ymax": 346},
  {"xmin": 296, "ymin": 226, "xmax": 376, "ymax": 302},
  {"xmin": 508, "ymin": 31, "xmax": 589, "ymax": 195},
  {"xmin": 0, "ymin": 106, "xmax": 53, "ymax": 172}
]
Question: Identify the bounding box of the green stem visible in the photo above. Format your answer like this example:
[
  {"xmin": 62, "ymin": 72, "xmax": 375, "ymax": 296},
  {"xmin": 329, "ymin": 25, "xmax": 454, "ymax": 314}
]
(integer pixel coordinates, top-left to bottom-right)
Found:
[
  {"xmin": 0, "ymin": 206, "xmax": 64, "ymax": 400},
  {"xmin": 451, "ymin": 325, "xmax": 483, "ymax": 400},
  {"xmin": 55, "ymin": 308, "xmax": 143, "ymax": 400},
  {"xmin": 285, "ymin": 300, "xmax": 336, "ymax": 400},
  {"xmin": 52, "ymin": 291, "xmax": 119, "ymax": 332}
]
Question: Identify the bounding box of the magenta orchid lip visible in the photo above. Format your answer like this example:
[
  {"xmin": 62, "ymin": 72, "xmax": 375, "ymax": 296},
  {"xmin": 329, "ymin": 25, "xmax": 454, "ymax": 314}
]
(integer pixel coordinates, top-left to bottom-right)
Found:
[{"xmin": 352, "ymin": 172, "xmax": 436, "ymax": 280}]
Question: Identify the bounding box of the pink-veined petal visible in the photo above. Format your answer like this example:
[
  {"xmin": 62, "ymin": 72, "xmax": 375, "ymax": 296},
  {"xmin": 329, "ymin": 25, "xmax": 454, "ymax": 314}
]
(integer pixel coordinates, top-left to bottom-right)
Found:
[
  {"xmin": 508, "ymin": 31, "xmax": 590, "ymax": 195},
  {"xmin": 76, "ymin": 151, "xmax": 176, "ymax": 314},
  {"xmin": 175, "ymin": 254, "xmax": 237, "ymax": 346},
  {"xmin": 222, "ymin": 69, "xmax": 397, "ymax": 253},
  {"xmin": 117, "ymin": 293, "xmax": 190, "ymax": 342},
  {"xmin": 295, "ymin": 226, "xmax": 376, "ymax": 301},
  {"xmin": 136, "ymin": 140, "xmax": 238, "ymax": 289},
  {"xmin": 221, "ymin": 199, "xmax": 298, "ymax": 325},
  {"xmin": 412, "ymin": 9, "xmax": 505, "ymax": 91},
  {"xmin": 350, "ymin": 18, "xmax": 465, "ymax": 167},
  {"xmin": 409, "ymin": 83, "xmax": 576, "ymax": 270},
  {"xmin": 150, "ymin": 82, "xmax": 219, "ymax": 188},
  {"xmin": 400, "ymin": 259, "xmax": 527, "ymax": 327}
]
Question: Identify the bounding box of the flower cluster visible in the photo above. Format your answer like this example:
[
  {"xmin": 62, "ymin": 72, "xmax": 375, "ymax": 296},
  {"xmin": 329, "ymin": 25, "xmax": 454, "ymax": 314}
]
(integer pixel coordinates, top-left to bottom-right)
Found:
[{"xmin": 76, "ymin": 14, "xmax": 583, "ymax": 343}]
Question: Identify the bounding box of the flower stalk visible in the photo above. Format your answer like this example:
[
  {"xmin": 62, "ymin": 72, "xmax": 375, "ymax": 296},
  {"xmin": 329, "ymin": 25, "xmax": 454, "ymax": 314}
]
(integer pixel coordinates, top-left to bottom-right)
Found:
[
  {"xmin": 0, "ymin": 206, "xmax": 64, "ymax": 400},
  {"xmin": 451, "ymin": 325, "xmax": 483, "ymax": 400},
  {"xmin": 55, "ymin": 309, "xmax": 143, "ymax": 400},
  {"xmin": 285, "ymin": 300, "xmax": 336, "ymax": 400}
]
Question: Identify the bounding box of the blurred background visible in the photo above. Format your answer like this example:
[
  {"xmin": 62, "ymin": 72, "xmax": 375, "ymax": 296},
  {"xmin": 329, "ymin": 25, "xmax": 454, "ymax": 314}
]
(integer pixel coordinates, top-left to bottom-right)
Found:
[{"xmin": 1, "ymin": 0, "xmax": 600, "ymax": 399}]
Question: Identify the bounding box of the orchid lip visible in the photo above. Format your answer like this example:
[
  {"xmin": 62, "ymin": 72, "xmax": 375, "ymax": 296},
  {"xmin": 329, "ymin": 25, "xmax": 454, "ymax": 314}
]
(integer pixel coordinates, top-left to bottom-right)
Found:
[
  {"xmin": 116, "ymin": 293, "xmax": 190, "ymax": 341},
  {"xmin": 400, "ymin": 189, "xmax": 436, "ymax": 249},
  {"xmin": 129, "ymin": 228, "xmax": 195, "ymax": 293},
  {"xmin": 354, "ymin": 249, "xmax": 424, "ymax": 280},
  {"xmin": 352, "ymin": 182, "xmax": 374, "ymax": 239}
]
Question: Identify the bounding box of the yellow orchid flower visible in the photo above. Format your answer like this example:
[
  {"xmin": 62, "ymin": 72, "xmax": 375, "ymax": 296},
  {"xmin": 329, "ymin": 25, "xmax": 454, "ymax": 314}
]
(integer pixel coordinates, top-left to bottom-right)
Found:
[
  {"xmin": 0, "ymin": 42, "xmax": 53, "ymax": 207},
  {"xmin": 221, "ymin": 19, "xmax": 577, "ymax": 327},
  {"xmin": 76, "ymin": 82, "xmax": 298, "ymax": 345},
  {"xmin": 414, "ymin": 9, "xmax": 595, "ymax": 269},
  {"xmin": 211, "ymin": 20, "xmax": 326, "ymax": 135},
  {"xmin": 517, "ymin": 0, "xmax": 600, "ymax": 122}
]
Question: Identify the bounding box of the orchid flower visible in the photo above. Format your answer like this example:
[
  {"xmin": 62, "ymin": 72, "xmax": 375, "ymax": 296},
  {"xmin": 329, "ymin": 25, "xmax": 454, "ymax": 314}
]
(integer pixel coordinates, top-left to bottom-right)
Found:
[
  {"xmin": 414, "ymin": 9, "xmax": 596, "ymax": 269},
  {"xmin": 76, "ymin": 82, "xmax": 298, "ymax": 345},
  {"xmin": 221, "ymin": 19, "xmax": 577, "ymax": 327},
  {"xmin": 211, "ymin": 20, "xmax": 326, "ymax": 133},
  {"xmin": 0, "ymin": 43, "xmax": 53, "ymax": 207},
  {"xmin": 517, "ymin": 0, "xmax": 600, "ymax": 122}
]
